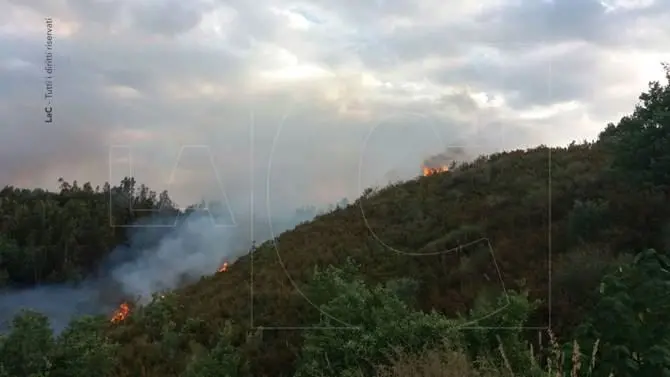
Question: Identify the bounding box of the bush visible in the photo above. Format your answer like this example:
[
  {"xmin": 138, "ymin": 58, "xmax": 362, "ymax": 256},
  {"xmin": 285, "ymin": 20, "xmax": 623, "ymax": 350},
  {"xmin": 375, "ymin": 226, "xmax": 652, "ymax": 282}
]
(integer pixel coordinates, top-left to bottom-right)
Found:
[
  {"xmin": 567, "ymin": 199, "xmax": 610, "ymax": 245},
  {"xmin": 0, "ymin": 311, "xmax": 119, "ymax": 377},
  {"xmin": 182, "ymin": 321, "xmax": 247, "ymax": 377},
  {"xmin": 569, "ymin": 248, "xmax": 670, "ymax": 376},
  {"xmin": 553, "ymin": 246, "xmax": 633, "ymax": 306},
  {"xmin": 374, "ymin": 345, "xmax": 499, "ymax": 377},
  {"xmin": 294, "ymin": 260, "xmax": 461, "ymax": 377},
  {"xmin": 458, "ymin": 289, "xmax": 541, "ymax": 375},
  {"xmin": 0, "ymin": 310, "xmax": 54, "ymax": 377},
  {"xmin": 48, "ymin": 315, "xmax": 119, "ymax": 377},
  {"xmin": 599, "ymin": 63, "xmax": 670, "ymax": 188}
]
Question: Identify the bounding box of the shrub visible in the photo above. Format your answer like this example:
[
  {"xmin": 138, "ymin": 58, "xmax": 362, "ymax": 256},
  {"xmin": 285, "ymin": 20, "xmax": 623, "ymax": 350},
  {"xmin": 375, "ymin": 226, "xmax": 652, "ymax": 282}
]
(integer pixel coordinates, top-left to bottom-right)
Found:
[
  {"xmin": 182, "ymin": 321, "xmax": 247, "ymax": 377},
  {"xmin": 0, "ymin": 310, "xmax": 54, "ymax": 377},
  {"xmin": 569, "ymin": 248, "xmax": 670, "ymax": 376},
  {"xmin": 567, "ymin": 199, "xmax": 610, "ymax": 245},
  {"xmin": 458, "ymin": 289, "xmax": 541, "ymax": 375},
  {"xmin": 294, "ymin": 260, "xmax": 460, "ymax": 377}
]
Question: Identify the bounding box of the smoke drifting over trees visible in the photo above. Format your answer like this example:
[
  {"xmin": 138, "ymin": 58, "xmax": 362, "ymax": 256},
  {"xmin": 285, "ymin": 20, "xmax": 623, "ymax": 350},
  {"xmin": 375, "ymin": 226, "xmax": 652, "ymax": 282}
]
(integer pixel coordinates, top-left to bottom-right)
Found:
[
  {"xmin": 0, "ymin": 179, "xmax": 324, "ymax": 332},
  {"xmin": 422, "ymin": 146, "xmax": 470, "ymax": 170}
]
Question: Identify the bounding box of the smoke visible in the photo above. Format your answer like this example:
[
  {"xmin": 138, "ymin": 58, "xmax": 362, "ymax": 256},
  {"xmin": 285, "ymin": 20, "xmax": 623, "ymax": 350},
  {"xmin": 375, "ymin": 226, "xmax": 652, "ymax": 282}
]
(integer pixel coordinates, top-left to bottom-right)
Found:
[
  {"xmin": 422, "ymin": 146, "xmax": 472, "ymax": 169},
  {"xmin": 0, "ymin": 284, "xmax": 104, "ymax": 332},
  {"xmin": 110, "ymin": 213, "xmax": 238, "ymax": 300},
  {"xmin": 0, "ymin": 207, "xmax": 317, "ymax": 334}
]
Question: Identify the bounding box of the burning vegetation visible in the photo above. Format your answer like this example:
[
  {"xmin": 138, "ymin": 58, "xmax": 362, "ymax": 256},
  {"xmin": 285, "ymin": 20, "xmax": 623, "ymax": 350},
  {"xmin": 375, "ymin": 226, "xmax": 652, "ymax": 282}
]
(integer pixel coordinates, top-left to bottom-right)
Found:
[
  {"xmin": 109, "ymin": 262, "xmax": 230, "ymax": 323},
  {"xmin": 421, "ymin": 147, "xmax": 466, "ymax": 177},
  {"xmin": 422, "ymin": 165, "xmax": 449, "ymax": 176},
  {"xmin": 110, "ymin": 302, "xmax": 130, "ymax": 323}
]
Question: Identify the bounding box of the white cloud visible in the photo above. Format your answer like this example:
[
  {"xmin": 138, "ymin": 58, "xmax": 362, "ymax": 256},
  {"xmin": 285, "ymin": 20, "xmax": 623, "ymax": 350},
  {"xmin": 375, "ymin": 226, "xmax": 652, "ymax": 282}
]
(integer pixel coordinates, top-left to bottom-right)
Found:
[{"xmin": 0, "ymin": 0, "xmax": 668, "ymax": 213}]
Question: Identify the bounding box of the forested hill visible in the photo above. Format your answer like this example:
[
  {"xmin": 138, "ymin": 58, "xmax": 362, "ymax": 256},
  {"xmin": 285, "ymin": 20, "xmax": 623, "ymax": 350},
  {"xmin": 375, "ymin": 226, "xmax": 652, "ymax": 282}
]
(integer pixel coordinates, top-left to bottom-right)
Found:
[
  {"xmin": 1, "ymin": 66, "xmax": 670, "ymax": 377},
  {"xmin": 0, "ymin": 178, "xmax": 179, "ymax": 286},
  {"xmin": 0, "ymin": 178, "xmax": 326, "ymax": 290}
]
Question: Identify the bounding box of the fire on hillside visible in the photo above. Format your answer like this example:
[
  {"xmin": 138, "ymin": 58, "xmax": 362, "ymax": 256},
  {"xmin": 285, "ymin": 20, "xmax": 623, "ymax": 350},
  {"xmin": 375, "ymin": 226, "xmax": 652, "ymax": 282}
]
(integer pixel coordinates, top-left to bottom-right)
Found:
[
  {"xmin": 421, "ymin": 165, "xmax": 449, "ymax": 176},
  {"xmin": 110, "ymin": 302, "xmax": 130, "ymax": 323},
  {"xmin": 420, "ymin": 147, "xmax": 467, "ymax": 177},
  {"xmin": 109, "ymin": 261, "xmax": 231, "ymax": 324}
]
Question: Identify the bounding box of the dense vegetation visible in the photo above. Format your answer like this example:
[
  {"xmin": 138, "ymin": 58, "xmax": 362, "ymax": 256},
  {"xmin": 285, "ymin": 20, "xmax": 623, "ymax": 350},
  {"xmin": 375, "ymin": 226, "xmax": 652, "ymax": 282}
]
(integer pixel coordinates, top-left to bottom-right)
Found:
[{"xmin": 1, "ymin": 64, "xmax": 670, "ymax": 376}]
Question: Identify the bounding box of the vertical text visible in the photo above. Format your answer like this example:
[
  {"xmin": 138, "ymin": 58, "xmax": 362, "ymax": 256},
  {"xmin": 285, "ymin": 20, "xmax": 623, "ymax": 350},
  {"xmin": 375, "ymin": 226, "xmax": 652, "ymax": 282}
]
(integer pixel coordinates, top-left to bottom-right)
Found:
[{"xmin": 44, "ymin": 17, "xmax": 54, "ymax": 123}]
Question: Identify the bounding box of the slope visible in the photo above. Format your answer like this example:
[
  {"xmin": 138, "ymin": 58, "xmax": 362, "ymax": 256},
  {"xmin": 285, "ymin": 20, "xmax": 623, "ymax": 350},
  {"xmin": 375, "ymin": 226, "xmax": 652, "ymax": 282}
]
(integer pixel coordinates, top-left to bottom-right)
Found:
[{"xmin": 110, "ymin": 140, "xmax": 660, "ymax": 377}]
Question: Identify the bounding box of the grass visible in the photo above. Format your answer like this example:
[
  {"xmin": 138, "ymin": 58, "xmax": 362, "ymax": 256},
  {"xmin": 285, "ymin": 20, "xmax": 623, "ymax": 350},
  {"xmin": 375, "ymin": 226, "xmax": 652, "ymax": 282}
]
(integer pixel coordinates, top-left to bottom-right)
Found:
[{"xmin": 375, "ymin": 331, "xmax": 609, "ymax": 377}]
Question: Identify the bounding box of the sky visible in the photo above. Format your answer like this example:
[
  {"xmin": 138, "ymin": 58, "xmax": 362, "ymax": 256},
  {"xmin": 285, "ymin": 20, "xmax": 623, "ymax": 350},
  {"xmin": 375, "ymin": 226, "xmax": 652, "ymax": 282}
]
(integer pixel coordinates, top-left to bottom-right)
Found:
[{"xmin": 0, "ymin": 0, "xmax": 669, "ymax": 214}]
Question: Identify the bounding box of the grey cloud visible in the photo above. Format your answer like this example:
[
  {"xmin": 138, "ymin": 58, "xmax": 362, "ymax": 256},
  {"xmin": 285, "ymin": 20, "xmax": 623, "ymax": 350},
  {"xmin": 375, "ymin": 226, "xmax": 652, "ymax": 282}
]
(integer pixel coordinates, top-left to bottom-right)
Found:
[
  {"xmin": 305, "ymin": 0, "xmax": 419, "ymax": 28},
  {"xmin": 0, "ymin": 37, "xmax": 118, "ymax": 186},
  {"xmin": 0, "ymin": 0, "xmax": 668, "ymax": 208},
  {"xmin": 0, "ymin": 16, "xmax": 252, "ymax": 191},
  {"xmin": 428, "ymin": 43, "xmax": 606, "ymax": 108},
  {"xmin": 66, "ymin": 0, "xmax": 125, "ymax": 28},
  {"xmin": 6, "ymin": 0, "xmax": 213, "ymax": 37},
  {"xmin": 354, "ymin": 0, "xmax": 669, "ymax": 80},
  {"xmin": 478, "ymin": 0, "xmax": 613, "ymax": 46},
  {"xmin": 474, "ymin": 0, "xmax": 670, "ymax": 49},
  {"xmin": 128, "ymin": 0, "xmax": 213, "ymax": 37}
]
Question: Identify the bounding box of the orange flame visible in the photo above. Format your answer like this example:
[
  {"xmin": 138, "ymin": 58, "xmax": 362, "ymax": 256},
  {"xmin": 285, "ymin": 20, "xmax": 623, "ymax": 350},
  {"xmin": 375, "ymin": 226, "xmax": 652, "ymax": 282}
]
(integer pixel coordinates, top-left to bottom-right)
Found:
[
  {"xmin": 110, "ymin": 302, "xmax": 130, "ymax": 323},
  {"xmin": 218, "ymin": 262, "xmax": 229, "ymax": 273},
  {"xmin": 422, "ymin": 165, "xmax": 449, "ymax": 176}
]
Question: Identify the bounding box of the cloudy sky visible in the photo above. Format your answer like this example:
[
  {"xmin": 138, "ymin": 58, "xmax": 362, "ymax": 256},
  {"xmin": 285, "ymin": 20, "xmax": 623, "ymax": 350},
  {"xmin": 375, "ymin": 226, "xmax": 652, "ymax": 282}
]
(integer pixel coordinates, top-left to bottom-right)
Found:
[{"xmin": 0, "ymin": 0, "xmax": 668, "ymax": 214}]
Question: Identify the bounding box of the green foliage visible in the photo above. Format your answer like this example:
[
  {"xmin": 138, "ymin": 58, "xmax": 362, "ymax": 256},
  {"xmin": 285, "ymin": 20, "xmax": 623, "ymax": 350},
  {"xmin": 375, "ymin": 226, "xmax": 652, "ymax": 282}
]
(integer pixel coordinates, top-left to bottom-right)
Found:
[
  {"xmin": 383, "ymin": 277, "xmax": 420, "ymax": 307},
  {"xmin": 570, "ymin": 248, "xmax": 670, "ymax": 376},
  {"xmin": 135, "ymin": 292, "xmax": 183, "ymax": 340},
  {"xmin": 182, "ymin": 321, "xmax": 247, "ymax": 377},
  {"xmin": 0, "ymin": 178, "xmax": 179, "ymax": 286},
  {"xmin": 0, "ymin": 310, "xmax": 54, "ymax": 377},
  {"xmin": 49, "ymin": 316, "xmax": 119, "ymax": 377},
  {"xmin": 295, "ymin": 261, "xmax": 460, "ymax": 377},
  {"xmin": 599, "ymin": 63, "xmax": 670, "ymax": 187},
  {"xmin": 459, "ymin": 289, "xmax": 541, "ymax": 374},
  {"xmin": 567, "ymin": 199, "xmax": 610, "ymax": 244},
  {"xmin": 552, "ymin": 246, "xmax": 634, "ymax": 324},
  {"xmin": 0, "ymin": 235, "xmax": 21, "ymax": 286},
  {"xmin": 0, "ymin": 311, "xmax": 119, "ymax": 377}
]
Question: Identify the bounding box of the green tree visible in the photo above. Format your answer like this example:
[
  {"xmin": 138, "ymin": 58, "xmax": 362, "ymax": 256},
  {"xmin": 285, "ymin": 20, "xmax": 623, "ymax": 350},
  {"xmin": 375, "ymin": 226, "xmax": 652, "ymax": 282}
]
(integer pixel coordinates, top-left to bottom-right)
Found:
[
  {"xmin": 567, "ymin": 199, "xmax": 610, "ymax": 245},
  {"xmin": 599, "ymin": 63, "xmax": 670, "ymax": 187},
  {"xmin": 182, "ymin": 321, "xmax": 247, "ymax": 377},
  {"xmin": 48, "ymin": 316, "xmax": 119, "ymax": 377},
  {"xmin": 0, "ymin": 310, "xmax": 54, "ymax": 377},
  {"xmin": 294, "ymin": 260, "xmax": 460, "ymax": 377},
  {"xmin": 569, "ymin": 248, "xmax": 670, "ymax": 376},
  {"xmin": 459, "ymin": 288, "xmax": 541, "ymax": 374}
]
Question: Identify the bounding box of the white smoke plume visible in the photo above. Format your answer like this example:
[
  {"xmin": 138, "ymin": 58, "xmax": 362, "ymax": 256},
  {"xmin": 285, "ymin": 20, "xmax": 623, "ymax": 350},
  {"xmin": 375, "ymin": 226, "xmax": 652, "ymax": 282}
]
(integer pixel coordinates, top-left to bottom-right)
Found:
[{"xmin": 0, "ymin": 207, "xmax": 317, "ymax": 333}]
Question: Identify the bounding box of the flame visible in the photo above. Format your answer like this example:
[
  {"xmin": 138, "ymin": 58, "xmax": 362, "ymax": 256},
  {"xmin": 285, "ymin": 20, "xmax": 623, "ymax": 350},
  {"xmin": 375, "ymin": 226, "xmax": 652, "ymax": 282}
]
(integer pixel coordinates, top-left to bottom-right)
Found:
[
  {"xmin": 110, "ymin": 302, "xmax": 130, "ymax": 323},
  {"xmin": 218, "ymin": 262, "xmax": 229, "ymax": 273},
  {"xmin": 422, "ymin": 165, "xmax": 449, "ymax": 176}
]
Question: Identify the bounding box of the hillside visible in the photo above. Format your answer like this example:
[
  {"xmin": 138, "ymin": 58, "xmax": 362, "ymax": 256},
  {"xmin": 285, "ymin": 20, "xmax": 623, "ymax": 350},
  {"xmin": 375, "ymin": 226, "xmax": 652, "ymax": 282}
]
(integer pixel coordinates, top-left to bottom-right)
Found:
[
  {"xmin": 109, "ymin": 141, "xmax": 635, "ymax": 376},
  {"xmin": 2, "ymin": 66, "xmax": 670, "ymax": 377}
]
